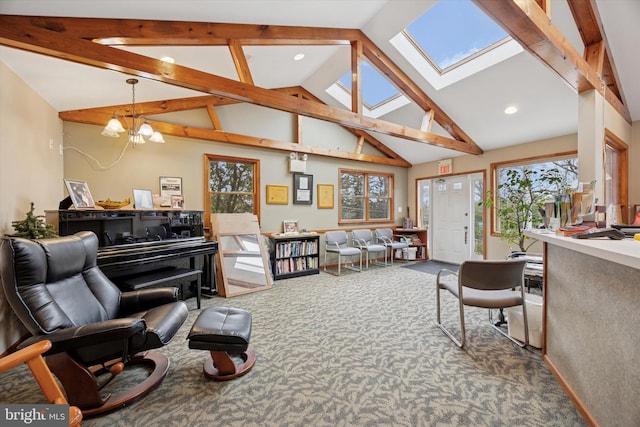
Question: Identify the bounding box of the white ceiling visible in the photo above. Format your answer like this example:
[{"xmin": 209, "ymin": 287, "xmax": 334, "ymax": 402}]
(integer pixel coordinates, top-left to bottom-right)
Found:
[{"xmin": 1, "ymin": 0, "xmax": 638, "ymax": 165}]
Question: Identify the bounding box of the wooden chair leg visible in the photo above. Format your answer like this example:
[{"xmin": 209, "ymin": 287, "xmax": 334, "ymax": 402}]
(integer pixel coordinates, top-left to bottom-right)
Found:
[
  {"xmin": 204, "ymin": 349, "xmax": 256, "ymax": 381},
  {"xmin": 47, "ymin": 351, "xmax": 170, "ymax": 417}
]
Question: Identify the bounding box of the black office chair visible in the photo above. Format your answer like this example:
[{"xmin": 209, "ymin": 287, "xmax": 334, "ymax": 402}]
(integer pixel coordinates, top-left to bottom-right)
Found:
[{"xmin": 0, "ymin": 231, "xmax": 189, "ymax": 416}]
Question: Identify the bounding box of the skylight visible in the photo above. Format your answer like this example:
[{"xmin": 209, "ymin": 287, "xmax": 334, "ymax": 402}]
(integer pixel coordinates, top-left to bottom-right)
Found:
[
  {"xmin": 326, "ymin": 60, "xmax": 409, "ymax": 118},
  {"xmin": 405, "ymin": 0, "xmax": 509, "ymax": 72},
  {"xmin": 338, "ymin": 61, "xmax": 400, "ymax": 109},
  {"xmin": 390, "ymin": 0, "xmax": 522, "ymax": 90}
]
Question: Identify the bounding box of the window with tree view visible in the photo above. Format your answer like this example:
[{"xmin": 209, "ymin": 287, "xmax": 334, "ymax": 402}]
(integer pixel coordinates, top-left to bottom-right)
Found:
[
  {"xmin": 205, "ymin": 154, "xmax": 259, "ymax": 218},
  {"xmin": 491, "ymin": 154, "xmax": 577, "ymax": 251},
  {"xmin": 340, "ymin": 170, "xmax": 393, "ymax": 223}
]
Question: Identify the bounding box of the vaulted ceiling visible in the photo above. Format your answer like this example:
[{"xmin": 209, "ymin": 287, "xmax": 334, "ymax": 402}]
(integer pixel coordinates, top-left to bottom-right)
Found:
[{"xmin": 1, "ymin": 0, "xmax": 637, "ymax": 167}]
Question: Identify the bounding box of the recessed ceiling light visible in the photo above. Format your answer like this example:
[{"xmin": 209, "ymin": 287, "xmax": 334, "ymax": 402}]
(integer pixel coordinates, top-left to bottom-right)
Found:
[
  {"xmin": 504, "ymin": 105, "xmax": 518, "ymax": 115},
  {"xmin": 160, "ymin": 56, "xmax": 175, "ymax": 64},
  {"xmin": 293, "ymin": 53, "xmax": 305, "ymax": 61}
]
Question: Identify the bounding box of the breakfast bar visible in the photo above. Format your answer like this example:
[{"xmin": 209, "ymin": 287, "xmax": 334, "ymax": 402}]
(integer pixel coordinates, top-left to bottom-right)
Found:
[{"xmin": 525, "ymin": 229, "xmax": 640, "ymax": 426}]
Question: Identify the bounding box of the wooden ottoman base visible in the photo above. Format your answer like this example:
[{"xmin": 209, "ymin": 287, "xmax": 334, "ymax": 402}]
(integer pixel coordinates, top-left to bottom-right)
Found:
[{"xmin": 188, "ymin": 307, "xmax": 256, "ymax": 381}]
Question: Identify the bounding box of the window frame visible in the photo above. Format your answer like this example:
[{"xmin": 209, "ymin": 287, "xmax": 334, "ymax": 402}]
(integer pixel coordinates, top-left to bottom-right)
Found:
[
  {"xmin": 603, "ymin": 129, "xmax": 629, "ymax": 223},
  {"xmin": 489, "ymin": 151, "xmax": 577, "ymax": 236},
  {"xmin": 203, "ymin": 154, "xmax": 260, "ymax": 227},
  {"xmin": 338, "ymin": 168, "xmax": 394, "ymax": 225}
]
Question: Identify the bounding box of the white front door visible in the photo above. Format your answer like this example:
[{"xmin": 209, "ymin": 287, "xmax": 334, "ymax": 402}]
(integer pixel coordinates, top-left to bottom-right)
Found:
[{"xmin": 431, "ymin": 176, "xmax": 470, "ymax": 264}]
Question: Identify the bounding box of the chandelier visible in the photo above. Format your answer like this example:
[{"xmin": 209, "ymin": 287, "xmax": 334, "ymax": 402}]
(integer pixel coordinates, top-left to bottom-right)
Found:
[{"xmin": 101, "ymin": 78, "xmax": 165, "ymax": 146}]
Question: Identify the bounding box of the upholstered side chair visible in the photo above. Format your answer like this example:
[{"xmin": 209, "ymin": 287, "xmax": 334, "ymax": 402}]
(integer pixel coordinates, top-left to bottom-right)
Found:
[
  {"xmin": 374, "ymin": 228, "xmax": 409, "ymax": 265},
  {"xmin": 436, "ymin": 259, "xmax": 529, "ymax": 348},
  {"xmin": 323, "ymin": 230, "xmax": 361, "ymax": 275},
  {"xmin": 351, "ymin": 229, "xmax": 387, "ymax": 269}
]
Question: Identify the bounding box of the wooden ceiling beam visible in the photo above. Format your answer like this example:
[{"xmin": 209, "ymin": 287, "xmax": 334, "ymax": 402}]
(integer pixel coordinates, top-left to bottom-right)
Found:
[
  {"xmin": 360, "ymin": 35, "xmax": 480, "ymax": 150},
  {"xmin": 2, "ymin": 15, "xmax": 480, "ymax": 150},
  {"xmin": 473, "ymin": 0, "xmax": 630, "ymax": 123},
  {"xmin": 60, "ymin": 108, "xmax": 411, "ymax": 167},
  {"xmin": 0, "ymin": 19, "xmax": 481, "ymax": 155},
  {"xmin": 286, "ymin": 87, "xmax": 410, "ymax": 162},
  {"xmin": 60, "ymin": 85, "xmax": 411, "ymax": 164},
  {"xmin": 566, "ymin": 0, "xmax": 624, "ymax": 103},
  {"xmin": 0, "ymin": 15, "xmax": 357, "ymax": 46},
  {"xmin": 228, "ymin": 40, "xmax": 254, "ymax": 85}
]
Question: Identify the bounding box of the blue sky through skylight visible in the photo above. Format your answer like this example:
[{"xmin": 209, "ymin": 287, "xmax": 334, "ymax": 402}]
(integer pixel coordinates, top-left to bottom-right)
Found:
[
  {"xmin": 338, "ymin": 61, "xmax": 399, "ymax": 108},
  {"xmin": 406, "ymin": 0, "xmax": 508, "ymax": 70}
]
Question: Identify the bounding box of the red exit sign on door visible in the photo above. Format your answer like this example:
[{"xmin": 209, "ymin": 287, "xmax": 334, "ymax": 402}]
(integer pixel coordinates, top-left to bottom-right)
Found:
[{"xmin": 438, "ymin": 159, "xmax": 452, "ymax": 175}]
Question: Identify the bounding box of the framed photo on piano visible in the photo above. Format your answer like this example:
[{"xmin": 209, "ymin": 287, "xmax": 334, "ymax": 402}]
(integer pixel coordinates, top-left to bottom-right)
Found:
[{"xmin": 159, "ymin": 176, "xmax": 182, "ymax": 207}]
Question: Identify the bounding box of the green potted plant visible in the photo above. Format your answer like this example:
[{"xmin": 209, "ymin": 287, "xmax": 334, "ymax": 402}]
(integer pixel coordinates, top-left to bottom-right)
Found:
[
  {"xmin": 9, "ymin": 202, "xmax": 58, "ymax": 239},
  {"xmin": 484, "ymin": 167, "xmax": 564, "ymax": 252}
]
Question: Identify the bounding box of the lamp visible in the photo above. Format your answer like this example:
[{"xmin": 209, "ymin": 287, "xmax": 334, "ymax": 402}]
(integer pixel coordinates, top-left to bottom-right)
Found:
[{"xmin": 101, "ymin": 78, "xmax": 165, "ymax": 146}]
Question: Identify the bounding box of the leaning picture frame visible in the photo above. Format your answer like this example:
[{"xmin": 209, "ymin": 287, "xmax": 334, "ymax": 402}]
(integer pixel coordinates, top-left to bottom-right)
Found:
[
  {"xmin": 133, "ymin": 189, "xmax": 154, "ymax": 209},
  {"xmin": 159, "ymin": 176, "xmax": 182, "ymax": 207},
  {"xmin": 283, "ymin": 220, "xmax": 298, "ymax": 234},
  {"xmin": 171, "ymin": 195, "xmax": 185, "ymax": 209},
  {"xmin": 64, "ymin": 179, "xmax": 95, "ymax": 209}
]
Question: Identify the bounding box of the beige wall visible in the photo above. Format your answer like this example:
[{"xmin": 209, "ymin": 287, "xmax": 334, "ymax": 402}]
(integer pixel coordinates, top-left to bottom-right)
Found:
[
  {"xmin": 0, "ymin": 62, "xmax": 64, "ymax": 353},
  {"xmin": 409, "ymin": 116, "xmax": 640, "ymax": 260},
  {"xmin": 62, "ymin": 105, "xmax": 409, "ymax": 235},
  {"xmin": 0, "ymin": 62, "xmax": 65, "ymax": 234},
  {"xmin": 409, "ymin": 134, "xmax": 578, "ymax": 259}
]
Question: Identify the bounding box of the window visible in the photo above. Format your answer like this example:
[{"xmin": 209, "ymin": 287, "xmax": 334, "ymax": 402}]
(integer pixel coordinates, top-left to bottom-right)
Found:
[
  {"xmin": 404, "ymin": 0, "xmax": 509, "ymax": 73},
  {"xmin": 204, "ymin": 154, "xmax": 260, "ymax": 223},
  {"xmin": 338, "ymin": 61, "xmax": 400, "ymax": 109},
  {"xmin": 490, "ymin": 153, "xmax": 578, "ymax": 236},
  {"xmin": 339, "ymin": 169, "xmax": 393, "ymax": 223},
  {"xmin": 327, "ymin": 61, "xmax": 410, "ymax": 118},
  {"xmin": 604, "ymin": 130, "xmax": 628, "ymax": 223},
  {"xmin": 472, "ymin": 176, "xmax": 484, "ymax": 257}
]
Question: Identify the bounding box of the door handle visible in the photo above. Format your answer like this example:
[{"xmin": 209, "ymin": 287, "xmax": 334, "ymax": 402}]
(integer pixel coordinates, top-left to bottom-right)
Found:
[{"xmin": 464, "ymin": 226, "xmax": 468, "ymax": 245}]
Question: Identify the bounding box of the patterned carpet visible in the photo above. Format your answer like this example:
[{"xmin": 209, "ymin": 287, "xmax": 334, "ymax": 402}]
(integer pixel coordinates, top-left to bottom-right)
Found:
[{"xmin": 0, "ymin": 264, "xmax": 585, "ymax": 426}]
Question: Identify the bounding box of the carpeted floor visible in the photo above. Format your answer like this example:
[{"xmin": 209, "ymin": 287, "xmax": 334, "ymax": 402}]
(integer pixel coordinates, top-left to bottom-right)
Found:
[{"xmin": 0, "ymin": 264, "xmax": 585, "ymax": 426}]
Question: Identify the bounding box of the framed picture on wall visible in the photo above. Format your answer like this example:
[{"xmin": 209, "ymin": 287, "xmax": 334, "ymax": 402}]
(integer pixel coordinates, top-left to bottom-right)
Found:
[
  {"xmin": 266, "ymin": 185, "xmax": 289, "ymax": 205},
  {"xmin": 64, "ymin": 179, "xmax": 95, "ymax": 209},
  {"xmin": 293, "ymin": 173, "xmax": 313, "ymax": 205},
  {"xmin": 317, "ymin": 184, "xmax": 334, "ymax": 209}
]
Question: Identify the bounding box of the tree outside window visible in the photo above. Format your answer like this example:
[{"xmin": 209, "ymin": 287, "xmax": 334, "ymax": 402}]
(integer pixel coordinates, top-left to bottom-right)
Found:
[
  {"xmin": 340, "ymin": 170, "xmax": 393, "ymax": 223},
  {"xmin": 489, "ymin": 155, "xmax": 578, "ymax": 251},
  {"xmin": 205, "ymin": 154, "xmax": 259, "ymax": 220}
]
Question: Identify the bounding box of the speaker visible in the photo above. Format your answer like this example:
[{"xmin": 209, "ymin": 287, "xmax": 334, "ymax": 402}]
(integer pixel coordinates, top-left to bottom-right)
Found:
[{"xmin": 59, "ymin": 196, "xmax": 73, "ymax": 210}]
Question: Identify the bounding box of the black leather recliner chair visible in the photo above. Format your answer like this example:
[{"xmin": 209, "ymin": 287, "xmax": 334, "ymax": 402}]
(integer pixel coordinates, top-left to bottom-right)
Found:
[{"xmin": 0, "ymin": 231, "xmax": 189, "ymax": 416}]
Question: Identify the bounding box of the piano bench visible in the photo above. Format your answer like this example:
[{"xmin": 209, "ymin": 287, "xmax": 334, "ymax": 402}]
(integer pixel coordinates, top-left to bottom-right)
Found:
[{"xmin": 118, "ymin": 267, "xmax": 202, "ymax": 304}]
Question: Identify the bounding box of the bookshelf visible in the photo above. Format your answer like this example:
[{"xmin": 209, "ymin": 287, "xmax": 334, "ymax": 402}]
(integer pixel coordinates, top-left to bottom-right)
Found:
[
  {"xmin": 269, "ymin": 233, "xmax": 320, "ymax": 280},
  {"xmin": 393, "ymin": 228, "xmax": 428, "ymax": 260}
]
